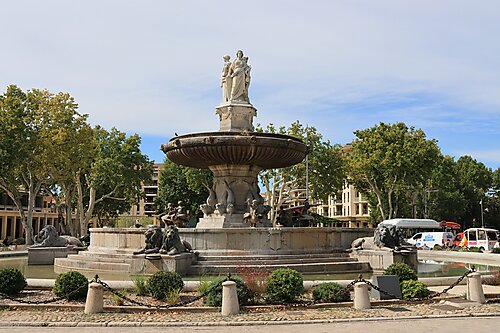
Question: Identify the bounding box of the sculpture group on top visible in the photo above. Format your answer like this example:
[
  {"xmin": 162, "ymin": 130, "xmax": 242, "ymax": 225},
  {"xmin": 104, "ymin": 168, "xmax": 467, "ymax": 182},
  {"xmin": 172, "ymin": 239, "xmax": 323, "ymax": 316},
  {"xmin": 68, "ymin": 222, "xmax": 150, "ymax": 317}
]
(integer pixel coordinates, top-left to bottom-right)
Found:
[
  {"xmin": 159, "ymin": 201, "xmax": 190, "ymax": 228},
  {"xmin": 221, "ymin": 50, "xmax": 252, "ymax": 103}
]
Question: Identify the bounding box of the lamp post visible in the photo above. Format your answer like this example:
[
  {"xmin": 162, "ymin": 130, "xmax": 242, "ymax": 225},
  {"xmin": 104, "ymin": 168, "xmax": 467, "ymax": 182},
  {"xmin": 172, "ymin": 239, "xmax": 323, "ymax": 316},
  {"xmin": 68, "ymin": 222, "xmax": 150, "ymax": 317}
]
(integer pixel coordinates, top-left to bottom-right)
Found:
[{"xmin": 480, "ymin": 199, "xmax": 484, "ymax": 228}]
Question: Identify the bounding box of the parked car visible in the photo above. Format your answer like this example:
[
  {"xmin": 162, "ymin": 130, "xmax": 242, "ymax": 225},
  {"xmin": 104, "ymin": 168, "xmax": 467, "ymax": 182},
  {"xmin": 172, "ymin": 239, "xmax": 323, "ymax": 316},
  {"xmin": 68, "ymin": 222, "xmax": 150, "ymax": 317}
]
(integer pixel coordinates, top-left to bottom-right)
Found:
[
  {"xmin": 407, "ymin": 231, "xmax": 454, "ymax": 248},
  {"xmin": 462, "ymin": 228, "xmax": 499, "ymax": 251}
]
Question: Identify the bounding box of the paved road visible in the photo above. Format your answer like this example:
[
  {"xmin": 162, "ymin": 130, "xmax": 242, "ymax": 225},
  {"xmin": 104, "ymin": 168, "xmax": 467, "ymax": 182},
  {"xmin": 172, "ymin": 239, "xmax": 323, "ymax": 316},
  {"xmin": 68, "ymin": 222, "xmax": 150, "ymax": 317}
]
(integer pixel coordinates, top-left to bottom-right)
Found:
[{"xmin": 0, "ymin": 317, "xmax": 499, "ymax": 333}]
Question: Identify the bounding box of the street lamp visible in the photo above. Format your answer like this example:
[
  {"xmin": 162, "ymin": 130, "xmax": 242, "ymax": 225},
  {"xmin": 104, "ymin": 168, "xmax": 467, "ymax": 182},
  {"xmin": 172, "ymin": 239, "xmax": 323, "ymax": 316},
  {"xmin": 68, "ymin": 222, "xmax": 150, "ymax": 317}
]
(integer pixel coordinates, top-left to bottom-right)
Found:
[{"xmin": 480, "ymin": 199, "xmax": 484, "ymax": 228}]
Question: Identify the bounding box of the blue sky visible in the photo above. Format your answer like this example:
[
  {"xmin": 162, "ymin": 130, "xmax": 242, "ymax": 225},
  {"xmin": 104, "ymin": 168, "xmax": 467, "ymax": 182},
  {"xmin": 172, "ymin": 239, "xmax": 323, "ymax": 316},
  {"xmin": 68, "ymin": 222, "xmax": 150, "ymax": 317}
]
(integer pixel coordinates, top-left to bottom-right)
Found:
[{"xmin": 1, "ymin": 0, "xmax": 500, "ymax": 169}]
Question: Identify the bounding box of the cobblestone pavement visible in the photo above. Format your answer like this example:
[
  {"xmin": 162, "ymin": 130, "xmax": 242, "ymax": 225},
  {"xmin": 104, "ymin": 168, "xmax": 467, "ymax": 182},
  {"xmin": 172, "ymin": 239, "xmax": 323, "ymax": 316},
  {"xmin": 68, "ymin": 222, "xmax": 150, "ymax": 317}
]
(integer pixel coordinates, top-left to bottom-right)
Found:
[{"xmin": 0, "ymin": 302, "xmax": 498, "ymax": 327}]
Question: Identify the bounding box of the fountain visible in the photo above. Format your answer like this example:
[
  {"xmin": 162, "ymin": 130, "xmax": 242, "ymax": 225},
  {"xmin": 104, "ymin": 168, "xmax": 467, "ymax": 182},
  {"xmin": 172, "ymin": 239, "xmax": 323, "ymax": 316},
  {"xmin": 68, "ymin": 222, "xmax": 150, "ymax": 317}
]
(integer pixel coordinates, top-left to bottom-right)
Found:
[
  {"xmin": 54, "ymin": 51, "xmax": 373, "ymax": 277},
  {"xmin": 161, "ymin": 50, "xmax": 307, "ymax": 228}
]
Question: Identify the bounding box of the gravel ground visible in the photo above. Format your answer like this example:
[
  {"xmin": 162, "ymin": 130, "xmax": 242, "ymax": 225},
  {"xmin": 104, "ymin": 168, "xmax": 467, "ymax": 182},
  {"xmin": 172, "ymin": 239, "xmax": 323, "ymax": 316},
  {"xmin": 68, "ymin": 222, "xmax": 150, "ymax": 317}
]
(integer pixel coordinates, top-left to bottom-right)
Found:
[{"xmin": 0, "ymin": 289, "xmax": 499, "ymax": 325}]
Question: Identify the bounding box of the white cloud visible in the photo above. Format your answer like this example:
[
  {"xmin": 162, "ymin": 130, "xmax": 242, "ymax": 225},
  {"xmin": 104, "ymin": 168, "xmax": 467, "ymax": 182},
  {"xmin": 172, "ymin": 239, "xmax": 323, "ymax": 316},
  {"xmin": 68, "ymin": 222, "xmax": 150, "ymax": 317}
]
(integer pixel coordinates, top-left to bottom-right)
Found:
[{"xmin": 1, "ymin": 0, "xmax": 500, "ymax": 167}]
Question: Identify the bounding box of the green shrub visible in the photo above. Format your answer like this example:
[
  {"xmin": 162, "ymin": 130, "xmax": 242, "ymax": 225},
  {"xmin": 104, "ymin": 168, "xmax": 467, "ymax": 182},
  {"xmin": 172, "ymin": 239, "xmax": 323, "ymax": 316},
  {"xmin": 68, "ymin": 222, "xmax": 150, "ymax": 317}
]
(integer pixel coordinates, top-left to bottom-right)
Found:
[
  {"xmin": 383, "ymin": 263, "xmax": 417, "ymax": 283},
  {"xmin": 266, "ymin": 268, "xmax": 304, "ymax": 303},
  {"xmin": 490, "ymin": 248, "xmax": 500, "ymax": 254},
  {"xmin": 0, "ymin": 268, "xmax": 27, "ymax": 296},
  {"xmin": 14, "ymin": 237, "xmax": 25, "ymax": 245},
  {"xmin": 205, "ymin": 275, "xmax": 251, "ymax": 307},
  {"xmin": 312, "ymin": 282, "xmax": 350, "ymax": 303},
  {"xmin": 146, "ymin": 271, "xmax": 184, "ymax": 300},
  {"xmin": 400, "ymin": 280, "xmax": 430, "ymax": 299},
  {"xmin": 467, "ymin": 247, "xmax": 483, "ymax": 253},
  {"xmin": 53, "ymin": 271, "xmax": 88, "ymax": 300}
]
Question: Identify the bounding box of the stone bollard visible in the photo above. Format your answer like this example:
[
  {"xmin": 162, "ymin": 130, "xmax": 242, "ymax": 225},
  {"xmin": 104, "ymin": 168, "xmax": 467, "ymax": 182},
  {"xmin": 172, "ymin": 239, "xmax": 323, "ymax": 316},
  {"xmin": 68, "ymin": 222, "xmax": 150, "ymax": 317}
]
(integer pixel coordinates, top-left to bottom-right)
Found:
[
  {"xmin": 221, "ymin": 281, "xmax": 239, "ymax": 316},
  {"xmin": 84, "ymin": 282, "xmax": 104, "ymax": 314},
  {"xmin": 353, "ymin": 282, "xmax": 371, "ymax": 310},
  {"xmin": 467, "ymin": 272, "xmax": 486, "ymax": 304}
]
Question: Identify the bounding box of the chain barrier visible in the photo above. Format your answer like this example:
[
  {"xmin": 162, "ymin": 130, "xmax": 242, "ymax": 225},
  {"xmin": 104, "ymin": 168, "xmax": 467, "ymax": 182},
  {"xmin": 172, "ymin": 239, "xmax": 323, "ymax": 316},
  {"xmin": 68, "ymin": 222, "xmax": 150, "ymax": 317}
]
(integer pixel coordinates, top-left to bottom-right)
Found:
[
  {"xmin": 95, "ymin": 274, "xmax": 232, "ymax": 309},
  {"xmin": 0, "ymin": 267, "xmax": 478, "ymax": 307},
  {"xmin": 0, "ymin": 280, "xmax": 90, "ymax": 305},
  {"xmin": 360, "ymin": 266, "xmax": 476, "ymax": 302}
]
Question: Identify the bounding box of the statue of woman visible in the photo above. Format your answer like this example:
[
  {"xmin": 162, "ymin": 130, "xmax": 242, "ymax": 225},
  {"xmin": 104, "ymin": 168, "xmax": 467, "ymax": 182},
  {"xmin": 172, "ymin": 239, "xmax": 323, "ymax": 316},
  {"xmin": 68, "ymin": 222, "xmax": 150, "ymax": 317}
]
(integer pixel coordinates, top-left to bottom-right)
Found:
[
  {"xmin": 221, "ymin": 55, "xmax": 232, "ymax": 102},
  {"xmin": 230, "ymin": 50, "xmax": 249, "ymax": 102}
]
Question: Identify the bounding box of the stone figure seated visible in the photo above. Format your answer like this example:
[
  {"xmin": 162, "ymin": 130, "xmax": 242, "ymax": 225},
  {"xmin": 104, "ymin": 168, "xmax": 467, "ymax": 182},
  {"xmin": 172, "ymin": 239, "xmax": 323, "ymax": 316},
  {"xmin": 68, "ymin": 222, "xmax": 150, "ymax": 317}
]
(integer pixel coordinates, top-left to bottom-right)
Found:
[
  {"xmin": 31, "ymin": 225, "xmax": 83, "ymax": 248},
  {"xmin": 133, "ymin": 226, "xmax": 163, "ymax": 255},
  {"xmin": 160, "ymin": 225, "xmax": 193, "ymax": 255},
  {"xmin": 351, "ymin": 224, "xmax": 415, "ymax": 253}
]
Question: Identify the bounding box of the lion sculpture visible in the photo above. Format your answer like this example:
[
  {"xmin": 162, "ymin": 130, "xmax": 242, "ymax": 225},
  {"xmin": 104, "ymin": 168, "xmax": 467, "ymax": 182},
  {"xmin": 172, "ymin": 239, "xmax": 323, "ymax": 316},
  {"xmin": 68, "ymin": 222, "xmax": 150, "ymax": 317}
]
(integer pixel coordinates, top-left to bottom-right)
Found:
[
  {"xmin": 32, "ymin": 225, "xmax": 83, "ymax": 248},
  {"xmin": 350, "ymin": 224, "xmax": 414, "ymax": 252},
  {"xmin": 133, "ymin": 226, "xmax": 164, "ymax": 255},
  {"xmin": 160, "ymin": 225, "xmax": 193, "ymax": 255}
]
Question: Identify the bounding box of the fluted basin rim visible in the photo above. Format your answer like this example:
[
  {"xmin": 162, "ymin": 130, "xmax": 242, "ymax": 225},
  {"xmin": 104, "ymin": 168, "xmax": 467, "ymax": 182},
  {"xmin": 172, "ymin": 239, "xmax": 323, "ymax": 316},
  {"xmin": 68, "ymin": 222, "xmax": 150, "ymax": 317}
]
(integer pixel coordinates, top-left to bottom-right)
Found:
[{"xmin": 162, "ymin": 131, "xmax": 308, "ymax": 169}]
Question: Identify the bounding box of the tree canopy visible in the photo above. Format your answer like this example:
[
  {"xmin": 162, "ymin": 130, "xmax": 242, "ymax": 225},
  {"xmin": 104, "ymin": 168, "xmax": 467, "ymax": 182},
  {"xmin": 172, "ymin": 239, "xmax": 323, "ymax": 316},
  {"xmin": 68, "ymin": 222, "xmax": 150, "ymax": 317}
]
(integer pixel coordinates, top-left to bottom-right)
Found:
[{"xmin": 345, "ymin": 122, "xmax": 441, "ymax": 221}]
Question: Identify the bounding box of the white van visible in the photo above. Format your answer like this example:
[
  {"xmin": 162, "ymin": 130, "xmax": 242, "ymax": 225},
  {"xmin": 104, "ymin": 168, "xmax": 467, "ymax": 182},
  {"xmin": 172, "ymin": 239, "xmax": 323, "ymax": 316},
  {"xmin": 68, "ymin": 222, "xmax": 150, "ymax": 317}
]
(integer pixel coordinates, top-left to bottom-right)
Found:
[
  {"xmin": 463, "ymin": 228, "xmax": 499, "ymax": 251},
  {"xmin": 407, "ymin": 231, "xmax": 454, "ymax": 248}
]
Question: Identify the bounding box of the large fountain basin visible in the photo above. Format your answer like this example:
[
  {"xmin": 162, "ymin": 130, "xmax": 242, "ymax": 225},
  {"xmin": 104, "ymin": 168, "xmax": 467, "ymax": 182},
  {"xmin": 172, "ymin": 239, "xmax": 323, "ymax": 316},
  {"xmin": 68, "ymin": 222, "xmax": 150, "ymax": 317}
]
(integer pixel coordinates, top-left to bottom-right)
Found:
[{"xmin": 162, "ymin": 132, "xmax": 308, "ymax": 169}]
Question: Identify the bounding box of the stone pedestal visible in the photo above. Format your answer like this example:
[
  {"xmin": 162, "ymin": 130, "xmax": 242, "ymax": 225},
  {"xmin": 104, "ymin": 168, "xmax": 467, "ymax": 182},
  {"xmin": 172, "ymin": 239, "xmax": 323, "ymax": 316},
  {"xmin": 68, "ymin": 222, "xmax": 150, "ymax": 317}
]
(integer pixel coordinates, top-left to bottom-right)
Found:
[
  {"xmin": 28, "ymin": 246, "xmax": 85, "ymax": 265},
  {"xmin": 350, "ymin": 249, "xmax": 418, "ymax": 272},
  {"xmin": 216, "ymin": 102, "xmax": 256, "ymax": 132}
]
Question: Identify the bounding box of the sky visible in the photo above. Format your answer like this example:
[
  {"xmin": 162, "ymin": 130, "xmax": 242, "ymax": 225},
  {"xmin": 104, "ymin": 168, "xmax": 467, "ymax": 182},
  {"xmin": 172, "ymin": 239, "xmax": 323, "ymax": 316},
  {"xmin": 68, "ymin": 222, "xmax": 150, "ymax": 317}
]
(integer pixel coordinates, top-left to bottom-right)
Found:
[{"xmin": 1, "ymin": 0, "xmax": 500, "ymax": 169}]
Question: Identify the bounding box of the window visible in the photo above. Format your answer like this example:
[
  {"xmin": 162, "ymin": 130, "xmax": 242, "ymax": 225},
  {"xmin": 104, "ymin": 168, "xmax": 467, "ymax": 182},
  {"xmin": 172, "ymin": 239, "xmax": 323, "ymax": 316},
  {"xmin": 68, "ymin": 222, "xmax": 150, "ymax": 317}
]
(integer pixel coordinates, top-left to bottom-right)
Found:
[
  {"xmin": 467, "ymin": 230, "xmax": 477, "ymax": 241},
  {"xmin": 478, "ymin": 230, "xmax": 487, "ymax": 240},
  {"xmin": 486, "ymin": 231, "xmax": 498, "ymax": 241}
]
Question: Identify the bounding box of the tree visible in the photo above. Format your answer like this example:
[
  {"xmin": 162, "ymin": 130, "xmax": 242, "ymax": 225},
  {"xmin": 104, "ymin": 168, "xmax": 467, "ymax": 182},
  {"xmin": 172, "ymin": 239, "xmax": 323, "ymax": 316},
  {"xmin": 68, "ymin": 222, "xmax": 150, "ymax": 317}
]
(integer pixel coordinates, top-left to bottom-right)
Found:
[
  {"xmin": 74, "ymin": 127, "xmax": 153, "ymax": 235},
  {"xmin": 484, "ymin": 167, "xmax": 500, "ymax": 229},
  {"xmin": 0, "ymin": 85, "xmax": 82, "ymax": 244},
  {"xmin": 257, "ymin": 121, "xmax": 344, "ymax": 224},
  {"xmin": 156, "ymin": 159, "xmax": 213, "ymax": 219},
  {"xmin": 345, "ymin": 122, "xmax": 441, "ymax": 222},
  {"xmin": 454, "ymin": 155, "xmax": 492, "ymax": 228}
]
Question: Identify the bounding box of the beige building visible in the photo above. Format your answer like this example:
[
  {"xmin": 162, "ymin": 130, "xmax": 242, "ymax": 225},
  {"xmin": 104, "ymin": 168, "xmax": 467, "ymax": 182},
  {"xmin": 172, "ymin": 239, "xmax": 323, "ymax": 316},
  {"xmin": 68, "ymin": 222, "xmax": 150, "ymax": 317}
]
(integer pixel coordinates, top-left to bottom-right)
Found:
[
  {"xmin": 275, "ymin": 181, "xmax": 372, "ymax": 228},
  {"xmin": 129, "ymin": 163, "xmax": 164, "ymax": 218},
  {"xmin": 0, "ymin": 192, "xmax": 61, "ymax": 242}
]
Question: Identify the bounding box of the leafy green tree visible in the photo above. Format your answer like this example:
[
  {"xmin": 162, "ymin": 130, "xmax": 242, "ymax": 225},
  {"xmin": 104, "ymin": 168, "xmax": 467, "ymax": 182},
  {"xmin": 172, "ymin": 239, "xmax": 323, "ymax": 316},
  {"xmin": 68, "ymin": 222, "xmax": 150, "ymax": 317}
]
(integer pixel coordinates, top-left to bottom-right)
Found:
[
  {"xmin": 256, "ymin": 121, "xmax": 344, "ymax": 225},
  {"xmin": 421, "ymin": 155, "xmax": 466, "ymax": 222},
  {"xmin": 345, "ymin": 122, "xmax": 441, "ymax": 222},
  {"xmin": 484, "ymin": 167, "xmax": 500, "ymax": 229},
  {"xmin": 0, "ymin": 85, "xmax": 82, "ymax": 244},
  {"xmin": 74, "ymin": 127, "xmax": 153, "ymax": 235},
  {"xmin": 156, "ymin": 159, "xmax": 213, "ymax": 218},
  {"xmin": 454, "ymin": 155, "xmax": 492, "ymax": 228}
]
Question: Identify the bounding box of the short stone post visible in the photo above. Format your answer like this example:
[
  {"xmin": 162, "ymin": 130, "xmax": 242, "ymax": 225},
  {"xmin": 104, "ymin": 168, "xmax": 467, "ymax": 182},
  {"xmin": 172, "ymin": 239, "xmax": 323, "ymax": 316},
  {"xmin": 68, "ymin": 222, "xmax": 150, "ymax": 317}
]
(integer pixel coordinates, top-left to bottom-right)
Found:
[
  {"xmin": 353, "ymin": 282, "xmax": 371, "ymax": 309},
  {"xmin": 84, "ymin": 281, "xmax": 104, "ymax": 314},
  {"xmin": 221, "ymin": 281, "xmax": 239, "ymax": 316},
  {"xmin": 467, "ymin": 272, "xmax": 485, "ymax": 304}
]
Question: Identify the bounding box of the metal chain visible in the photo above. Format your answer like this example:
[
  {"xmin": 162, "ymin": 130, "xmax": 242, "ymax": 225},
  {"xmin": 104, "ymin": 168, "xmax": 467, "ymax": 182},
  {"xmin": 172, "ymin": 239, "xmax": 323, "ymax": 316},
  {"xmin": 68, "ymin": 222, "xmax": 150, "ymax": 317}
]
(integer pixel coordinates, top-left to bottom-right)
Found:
[
  {"xmin": 96, "ymin": 274, "xmax": 231, "ymax": 309},
  {"xmin": 360, "ymin": 267, "xmax": 476, "ymax": 302},
  {"xmin": 0, "ymin": 280, "xmax": 90, "ymax": 305}
]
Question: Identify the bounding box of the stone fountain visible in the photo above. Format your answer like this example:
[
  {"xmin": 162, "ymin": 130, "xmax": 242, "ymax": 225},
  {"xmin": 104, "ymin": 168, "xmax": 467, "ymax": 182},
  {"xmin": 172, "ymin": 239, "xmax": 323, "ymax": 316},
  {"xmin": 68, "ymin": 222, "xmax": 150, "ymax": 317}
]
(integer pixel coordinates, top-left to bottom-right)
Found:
[
  {"xmin": 54, "ymin": 51, "xmax": 373, "ymax": 278},
  {"xmin": 161, "ymin": 50, "xmax": 307, "ymax": 228}
]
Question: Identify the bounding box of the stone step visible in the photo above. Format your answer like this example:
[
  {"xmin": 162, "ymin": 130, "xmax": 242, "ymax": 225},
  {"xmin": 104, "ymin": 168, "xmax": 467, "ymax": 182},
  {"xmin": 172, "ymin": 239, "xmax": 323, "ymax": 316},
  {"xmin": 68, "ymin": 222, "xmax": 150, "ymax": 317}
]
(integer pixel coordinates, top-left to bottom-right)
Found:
[
  {"xmin": 65, "ymin": 254, "xmax": 135, "ymax": 264},
  {"xmin": 54, "ymin": 258, "xmax": 131, "ymax": 273},
  {"xmin": 187, "ymin": 261, "xmax": 371, "ymax": 276},
  {"xmin": 196, "ymin": 253, "xmax": 350, "ymax": 261},
  {"xmin": 194, "ymin": 257, "xmax": 358, "ymax": 266},
  {"xmin": 79, "ymin": 251, "xmax": 137, "ymax": 259}
]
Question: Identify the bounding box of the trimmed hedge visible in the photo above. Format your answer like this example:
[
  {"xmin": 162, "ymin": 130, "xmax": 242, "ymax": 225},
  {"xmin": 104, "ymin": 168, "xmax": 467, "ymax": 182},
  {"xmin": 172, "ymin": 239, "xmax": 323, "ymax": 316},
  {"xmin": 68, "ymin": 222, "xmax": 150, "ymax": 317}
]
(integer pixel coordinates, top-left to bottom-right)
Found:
[
  {"xmin": 0, "ymin": 268, "xmax": 27, "ymax": 296},
  {"xmin": 312, "ymin": 282, "xmax": 350, "ymax": 303},
  {"xmin": 53, "ymin": 271, "xmax": 88, "ymax": 300},
  {"xmin": 146, "ymin": 271, "xmax": 184, "ymax": 300},
  {"xmin": 383, "ymin": 263, "xmax": 417, "ymax": 283},
  {"xmin": 400, "ymin": 280, "xmax": 430, "ymax": 298},
  {"xmin": 266, "ymin": 268, "xmax": 304, "ymax": 303},
  {"xmin": 205, "ymin": 275, "xmax": 251, "ymax": 306}
]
